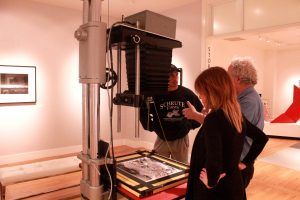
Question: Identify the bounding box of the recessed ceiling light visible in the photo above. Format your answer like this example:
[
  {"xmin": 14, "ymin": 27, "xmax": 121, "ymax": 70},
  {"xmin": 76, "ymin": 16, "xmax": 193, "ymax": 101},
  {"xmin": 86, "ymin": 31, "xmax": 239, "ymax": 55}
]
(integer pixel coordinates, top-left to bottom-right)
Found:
[
  {"xmin": 224, "ymin": 37, "xmax": 245, "ymax": 41},
  {"xmin": 254, "ymin": 8, "xmax": 262, "ymax": 15}
]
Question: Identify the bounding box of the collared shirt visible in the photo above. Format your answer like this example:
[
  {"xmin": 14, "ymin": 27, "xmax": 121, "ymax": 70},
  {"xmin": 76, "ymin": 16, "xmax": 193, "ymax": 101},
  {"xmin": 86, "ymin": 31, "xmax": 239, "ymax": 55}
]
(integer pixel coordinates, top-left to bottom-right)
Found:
[{"xmin": 239, "ymin": 87, "xmax": 264, "ymax": 160}]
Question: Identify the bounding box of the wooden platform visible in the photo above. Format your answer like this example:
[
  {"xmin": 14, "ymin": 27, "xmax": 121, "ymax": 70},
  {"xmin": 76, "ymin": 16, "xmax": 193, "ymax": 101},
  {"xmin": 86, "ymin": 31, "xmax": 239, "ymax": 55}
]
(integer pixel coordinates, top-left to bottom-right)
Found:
[{"xmin": 264, "ymin": 121, "xmax": 300, "ymax": 139}]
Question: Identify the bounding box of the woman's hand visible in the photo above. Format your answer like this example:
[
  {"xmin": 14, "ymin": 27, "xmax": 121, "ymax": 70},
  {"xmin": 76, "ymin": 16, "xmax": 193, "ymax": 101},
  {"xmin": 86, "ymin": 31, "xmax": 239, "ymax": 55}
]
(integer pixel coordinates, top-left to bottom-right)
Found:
[{"xmin": 199, "ymin": 168, "xmax": 226, "ymax": 189}]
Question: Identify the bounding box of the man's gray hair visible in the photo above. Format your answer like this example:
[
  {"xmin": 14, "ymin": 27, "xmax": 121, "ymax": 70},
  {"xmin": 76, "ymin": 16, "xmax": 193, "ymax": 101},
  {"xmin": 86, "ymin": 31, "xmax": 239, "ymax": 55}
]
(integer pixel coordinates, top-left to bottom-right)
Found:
[{"xmin": 230, "ymin": 57, "xmax": 257, "ymax": 85}]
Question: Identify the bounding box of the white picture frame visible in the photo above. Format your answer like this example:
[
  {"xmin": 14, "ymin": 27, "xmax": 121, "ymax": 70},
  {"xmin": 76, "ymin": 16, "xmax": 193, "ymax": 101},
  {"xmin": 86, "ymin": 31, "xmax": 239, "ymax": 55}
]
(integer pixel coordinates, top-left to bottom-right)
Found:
[{"xmin": 0, "ymin": 65, "xmax": 36, "ymax": 104}]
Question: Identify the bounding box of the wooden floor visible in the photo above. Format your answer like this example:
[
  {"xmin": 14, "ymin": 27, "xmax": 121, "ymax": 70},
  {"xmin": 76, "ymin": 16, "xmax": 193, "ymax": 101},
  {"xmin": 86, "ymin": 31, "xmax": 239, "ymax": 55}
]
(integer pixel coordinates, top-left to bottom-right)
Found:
[
  {"xmin": 3, "ymin": 138, "xmax": 300, "ymax": 200},
  {"xmin": 247, "ymin": 138, "xmax": 300, "ymax": 200}
]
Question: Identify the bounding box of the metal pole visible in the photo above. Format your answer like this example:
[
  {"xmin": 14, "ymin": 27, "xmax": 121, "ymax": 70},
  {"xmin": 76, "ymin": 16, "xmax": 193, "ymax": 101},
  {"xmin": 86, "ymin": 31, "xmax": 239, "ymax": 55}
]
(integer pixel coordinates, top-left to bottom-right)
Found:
[
  {"xmin": 117, "ymin": 45, "xmax": 122, "ymax": 132},
  {"xmin": 134, "ymin": 21, "xmax": 141, "ymax": 138},
  {"xmin": 82, "ymin": 0, "xmax": 89, "ymax": 23},
  {"xmin": 76, "ymin": 0, "xmax": 107, "ymax": 199},
  {"xmin": 135, "ymin": 45, "xmax": 140, "ymax": 138},
  {"xmin": 82, "ymin": 84, "xmax": 89, "ymax": 181},
  {"xmin": 90, "ymin": 0, "xmax": 102, "ymax": 21},
  {"xmin": 89, "ymin": 83, "xmax": 100, "ymax": 186}
]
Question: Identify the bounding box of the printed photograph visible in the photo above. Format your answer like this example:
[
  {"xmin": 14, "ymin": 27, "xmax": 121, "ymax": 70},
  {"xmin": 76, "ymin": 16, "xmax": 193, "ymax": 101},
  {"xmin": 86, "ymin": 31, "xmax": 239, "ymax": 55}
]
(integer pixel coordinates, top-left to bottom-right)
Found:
[
  {"xmin": 0, "ymin": 65, "xmax": 36, "ymax": 104},
  {"xmin": 117, "ymin": 157, "xmax": 181, "ymax": 182},
  {"xmin": 0, "ymin": 73, "xmax": 29, "ymax": 94}
]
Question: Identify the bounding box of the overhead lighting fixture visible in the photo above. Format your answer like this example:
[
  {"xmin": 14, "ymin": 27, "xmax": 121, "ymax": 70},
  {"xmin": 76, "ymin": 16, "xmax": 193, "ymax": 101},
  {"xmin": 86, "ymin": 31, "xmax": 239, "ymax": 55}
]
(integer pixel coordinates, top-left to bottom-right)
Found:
[
  {"xmin": 213, "ymin": 22, "xmax": 220, "ymax": 31},
  {"xmin": 254, "ymin": 8, "xmax": 262, "ymax": 15},
  {"xmin": 224, "ymin": 37, "xmax": 245, "ymax": 41},
  {"xmin": 275, "ymin": 41, "xmax": 281, "ymax": 46},
  {"xmin": 257, "ymin": 35, "xmax": 284, "ymax": 47}
]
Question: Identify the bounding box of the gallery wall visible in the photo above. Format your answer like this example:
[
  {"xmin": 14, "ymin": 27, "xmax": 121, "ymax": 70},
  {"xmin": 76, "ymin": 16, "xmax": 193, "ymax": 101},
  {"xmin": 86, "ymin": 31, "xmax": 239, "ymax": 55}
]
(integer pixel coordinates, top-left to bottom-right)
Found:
[
  {"xmin": 271, "ymin": 49, "xmax": 300, "ymax": 117},
  {"xmin": 207, "ymin": 39, "xmax": 265, "ymax": 93},
  {"xmin": 0, "ymin": 0, "xmax": 124, "ymax": 164}
]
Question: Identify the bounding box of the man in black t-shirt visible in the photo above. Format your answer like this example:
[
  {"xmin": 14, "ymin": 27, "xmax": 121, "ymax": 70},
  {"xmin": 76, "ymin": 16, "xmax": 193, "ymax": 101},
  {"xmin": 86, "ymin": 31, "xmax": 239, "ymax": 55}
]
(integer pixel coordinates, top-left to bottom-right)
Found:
[{"xmin": 140, "ymin": 64, "xmax": 203, "ymax": 163}]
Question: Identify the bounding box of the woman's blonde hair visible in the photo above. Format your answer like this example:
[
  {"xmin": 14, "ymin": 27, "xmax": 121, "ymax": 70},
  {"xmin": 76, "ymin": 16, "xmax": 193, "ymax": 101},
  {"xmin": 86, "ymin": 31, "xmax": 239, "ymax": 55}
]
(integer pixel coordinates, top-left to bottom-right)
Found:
[{"xmin": 195, "ymin": 66, "xmax": 243, "ymax": 133}]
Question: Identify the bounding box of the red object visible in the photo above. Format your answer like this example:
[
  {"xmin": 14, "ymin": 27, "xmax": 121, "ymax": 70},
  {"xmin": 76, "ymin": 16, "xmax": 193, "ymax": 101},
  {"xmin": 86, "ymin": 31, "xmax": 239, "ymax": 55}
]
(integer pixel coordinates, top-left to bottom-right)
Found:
[
  {"xmin": 271, "ymin": 85, "xmax": 300, "ymax": 123},
  {"xmin": 118, "ymin": 183, "xmax": 187, "ymax": 200}
]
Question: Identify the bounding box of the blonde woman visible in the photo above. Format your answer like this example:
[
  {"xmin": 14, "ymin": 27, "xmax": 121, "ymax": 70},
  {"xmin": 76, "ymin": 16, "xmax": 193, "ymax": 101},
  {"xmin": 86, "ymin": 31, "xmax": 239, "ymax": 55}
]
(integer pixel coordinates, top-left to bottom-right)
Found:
[{"xmin": 183, "ymin": 67, "xmax": 268, "ymax": 199}]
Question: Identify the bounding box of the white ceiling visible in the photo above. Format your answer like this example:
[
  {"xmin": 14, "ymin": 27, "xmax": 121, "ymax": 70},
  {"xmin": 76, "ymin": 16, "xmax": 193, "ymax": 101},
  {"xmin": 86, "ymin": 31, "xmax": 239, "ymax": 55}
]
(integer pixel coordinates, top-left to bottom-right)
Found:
[
  {"xmin": 29, "ymin": 0, "xmax": 199, "ymax": 17},
  {"xmin": 29, "ymin": 0, "xmax": 300, "ymax": 51},
  {"xmin": 211, "ymin": 24, "xmax": 300, "ymax": 51}
]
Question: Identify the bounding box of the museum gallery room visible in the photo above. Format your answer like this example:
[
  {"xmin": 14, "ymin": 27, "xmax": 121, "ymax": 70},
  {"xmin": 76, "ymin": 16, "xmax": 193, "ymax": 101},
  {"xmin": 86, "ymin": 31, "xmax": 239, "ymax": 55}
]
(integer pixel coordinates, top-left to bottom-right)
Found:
[{"xmin": 0, "ymin": 0, "xmax": 300, "ymax": 199}]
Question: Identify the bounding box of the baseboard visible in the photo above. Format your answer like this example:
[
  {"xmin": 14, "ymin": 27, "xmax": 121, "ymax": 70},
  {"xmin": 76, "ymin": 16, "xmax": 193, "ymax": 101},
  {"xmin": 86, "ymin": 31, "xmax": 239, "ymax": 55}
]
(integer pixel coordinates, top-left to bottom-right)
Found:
[{"xmin": 267, "ymin": 135, "xmax": 300, "ymax": 140}]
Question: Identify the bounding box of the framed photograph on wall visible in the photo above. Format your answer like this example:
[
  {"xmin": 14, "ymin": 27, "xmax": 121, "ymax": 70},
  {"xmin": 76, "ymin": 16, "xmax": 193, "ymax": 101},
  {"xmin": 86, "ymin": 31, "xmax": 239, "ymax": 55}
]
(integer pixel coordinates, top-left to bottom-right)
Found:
[{"xmin": 0, "ymin": 65, "xmax": 36, "ymax": 104}]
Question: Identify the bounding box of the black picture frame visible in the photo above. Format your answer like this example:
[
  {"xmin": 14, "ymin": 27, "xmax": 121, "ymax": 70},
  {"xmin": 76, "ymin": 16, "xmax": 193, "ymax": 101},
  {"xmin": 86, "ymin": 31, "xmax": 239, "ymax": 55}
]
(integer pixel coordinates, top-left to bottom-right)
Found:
[{"xmin": 116, "ymin": 150, "xmax": 189, "ymax": 198}]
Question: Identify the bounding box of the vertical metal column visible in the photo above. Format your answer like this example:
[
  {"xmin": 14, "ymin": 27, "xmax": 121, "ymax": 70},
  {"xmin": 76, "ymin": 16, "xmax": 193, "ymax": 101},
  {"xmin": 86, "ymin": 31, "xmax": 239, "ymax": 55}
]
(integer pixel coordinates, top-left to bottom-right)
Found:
[
  {"xmin": 90, "ymin": 0, "xmax": 102, "ymax": 21},
  {"xmin": 135, "ymin": 44, "xmax": 140, "ymax": 138},
  {"xmin": 82, "ymin": 84, "xmax": 89, "ymax": 182},
  {"xmin": 75, "ymin": 0, "xmax": 107, "ymax": 199},
  {"xmin": 82, "ymin": 0, "xmax": 88, "ymax": 23},
  {"xmin": 117, "ymin": 45, "xmax": 122, "ymax": 132},
  {"xmin": 134, "ymin": 21, "xmax": 141, "ymax": 138},
  {"xmin": 89, "ymin": 84, "xmax": 100, "ymax": 186}
]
